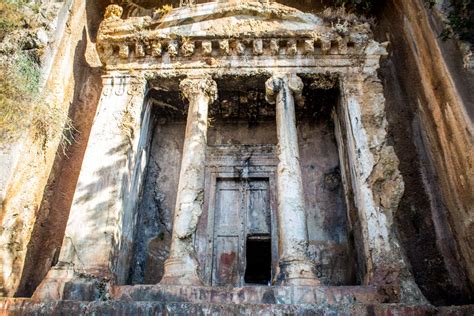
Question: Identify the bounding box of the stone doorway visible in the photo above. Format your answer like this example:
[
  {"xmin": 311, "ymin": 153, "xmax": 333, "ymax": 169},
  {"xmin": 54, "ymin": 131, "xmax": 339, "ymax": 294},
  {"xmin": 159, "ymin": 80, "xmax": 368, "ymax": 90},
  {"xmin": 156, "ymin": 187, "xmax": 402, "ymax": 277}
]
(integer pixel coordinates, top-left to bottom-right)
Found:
[
  {"xmin": 210, "ymin": 178, "xmax": 274, "ymax": 287},
  {"xmin": 196, "ymin": 144, "xmax": 279, "ymax": 286}
]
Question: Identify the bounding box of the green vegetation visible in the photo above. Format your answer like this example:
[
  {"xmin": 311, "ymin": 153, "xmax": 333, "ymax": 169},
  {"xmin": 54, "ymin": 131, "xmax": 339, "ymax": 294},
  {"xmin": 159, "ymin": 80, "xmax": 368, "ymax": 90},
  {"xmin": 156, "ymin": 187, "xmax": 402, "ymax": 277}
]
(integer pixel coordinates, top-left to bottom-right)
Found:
[
  {"xmin": 0, "ymin": 0, "xmax": 74, "ymax": 150},
  {"xmin": 439, "ymin": 0, "xmax": 473, "ymax": 42},
  {"xmin": 333, "ymin": 0, "xmax": 473, "ymax": 42},
  {"xmin": 0, "ymin": 52, "xmax": 40, "ymax": 139},
  {"xmin": 423, "ymin": 0, "xmax": 473, "ymax": 41},
  {"xmin": 333, "ymin": 0, "xmax": 374, "ymax": 13}
]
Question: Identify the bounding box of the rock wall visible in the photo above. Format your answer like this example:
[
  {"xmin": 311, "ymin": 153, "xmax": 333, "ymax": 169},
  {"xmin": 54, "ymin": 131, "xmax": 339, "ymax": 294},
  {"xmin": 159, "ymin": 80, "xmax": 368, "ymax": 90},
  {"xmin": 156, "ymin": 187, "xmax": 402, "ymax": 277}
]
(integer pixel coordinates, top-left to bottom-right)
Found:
[
  {"xmin": 0, "ymin": 0, "xmax": 109, "ymax": 297},
  {"xmin": 298, "ymin": 119, "xmax": 355, "ymax": 285},
  {"xmin": 374, "ymin": 0, "xmax": 474, "ymax": 305},
  {"xmin": 3, "ymin": 298, "xmax": 469, "ymax": 315},
  {"xmin": 130, "ymin": 119, "xmax": 185, "ymax": 284}
]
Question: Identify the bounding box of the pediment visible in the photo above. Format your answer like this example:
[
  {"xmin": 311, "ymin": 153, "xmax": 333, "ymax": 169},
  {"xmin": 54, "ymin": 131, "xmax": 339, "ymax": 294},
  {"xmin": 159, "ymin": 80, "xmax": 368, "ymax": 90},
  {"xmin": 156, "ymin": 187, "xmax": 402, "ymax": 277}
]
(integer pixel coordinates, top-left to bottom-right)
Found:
[
  {"xmin": 100, "ymin": 1, "xmax": 324, "ymax": 39},
  {"xmin": 157, "ymin": 1, "xmax": 323, "ymax": 38},
  {"xmin": 96, "ymin": 1, "xmax": 386, "ymax": 70}
]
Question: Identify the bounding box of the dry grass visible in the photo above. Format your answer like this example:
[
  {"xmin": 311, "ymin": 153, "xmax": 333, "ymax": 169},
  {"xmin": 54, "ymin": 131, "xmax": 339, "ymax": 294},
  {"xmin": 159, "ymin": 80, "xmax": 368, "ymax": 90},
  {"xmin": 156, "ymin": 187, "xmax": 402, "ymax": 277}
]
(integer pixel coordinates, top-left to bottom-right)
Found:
[
  {"xmin": 333, "ymin": 0, "xmax": 373, "ymax": 13},
  {"xmin": 154, "ymin": 4, "xmax": 173, "ymax": 19},
  {"xmin": 320, "ymin": 6, "xmax": 360, "ymax": 24},
  {"xmin": 0, "ymin": 53, "xmax": 40, "ymax": 141},
  {"xmin": 0, "ymin": 0, "xmax": 75, "ymax": 151},
  {"xmin": 0, "ymin": 0, "xmax": 25, "ymax": 41}
]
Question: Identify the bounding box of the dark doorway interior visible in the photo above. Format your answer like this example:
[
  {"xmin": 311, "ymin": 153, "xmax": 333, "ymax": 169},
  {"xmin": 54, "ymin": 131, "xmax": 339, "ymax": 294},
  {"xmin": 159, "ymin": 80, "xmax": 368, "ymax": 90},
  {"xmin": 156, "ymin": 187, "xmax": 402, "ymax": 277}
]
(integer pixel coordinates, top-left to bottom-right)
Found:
[{"xmin": 244, "ymin": 234, "xmax": 272, "ymax": 285}]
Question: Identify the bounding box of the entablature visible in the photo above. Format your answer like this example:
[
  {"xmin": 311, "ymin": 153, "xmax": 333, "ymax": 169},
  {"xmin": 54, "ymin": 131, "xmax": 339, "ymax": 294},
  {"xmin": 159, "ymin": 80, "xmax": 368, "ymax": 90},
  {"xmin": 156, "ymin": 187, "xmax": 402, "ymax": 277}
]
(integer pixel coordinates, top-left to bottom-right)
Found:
[{"xmin": 97, "ymin": 1, "xmax": 388, "ymax": 73}]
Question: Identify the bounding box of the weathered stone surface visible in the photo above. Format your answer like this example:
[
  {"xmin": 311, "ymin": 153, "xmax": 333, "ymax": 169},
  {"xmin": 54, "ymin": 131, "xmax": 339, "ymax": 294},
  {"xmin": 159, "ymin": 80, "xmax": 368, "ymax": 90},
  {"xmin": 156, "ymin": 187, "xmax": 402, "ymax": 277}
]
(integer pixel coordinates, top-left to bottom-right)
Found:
[
  {"xmin": 160, "ymin": 77, "xmax": 217, "ymax": 286},
  {"xmin": 104, "ymin": 4, "xmax": 123, "ymax": 21},
  {"xmin": 130, "ymin": 120, "xmax": 184, "ymax": 284},
  {"xmin": 112, "ymin": 284, "xmax": 382, "ymax": 305},
  {"xmin": 0, "ymin": 299, "xmax": 448, "ymax": 316},
  {"xmin": 374, "ymin": 0, "xmax": 474, "ymax": 304},
  {"xmin": 0, "ymin": 0, "xmax": 99, "ymax": 298},
  {"xmin": 95, "ymin": 0, "xmax": 385, "ymax": 74},
  {"xmin": 265, "ymin": 74, "xmax": 319, "ymax": 286},
  {"xmin": 33, "ymin": 74, "xmax": 149, "ymax": 300},
  {"xmin": 336, "ymin": 73, "xmax": 427, "ymax": 304},
  {"xmin": 299, "ymin": 116, "xmax": 354, "ymax": 286}
]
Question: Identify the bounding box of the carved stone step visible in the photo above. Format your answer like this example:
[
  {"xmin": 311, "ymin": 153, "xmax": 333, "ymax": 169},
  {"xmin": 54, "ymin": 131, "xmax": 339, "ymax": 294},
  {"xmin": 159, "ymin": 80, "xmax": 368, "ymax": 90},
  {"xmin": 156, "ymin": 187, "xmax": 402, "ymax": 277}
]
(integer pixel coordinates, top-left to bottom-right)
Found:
[
  {"xmin": 0, "ymin": 299, "xmax": 454, "ymax": 316},
  {"xmin": 111, "ymin": 285, "xmax": 382, "ymax": 305}
]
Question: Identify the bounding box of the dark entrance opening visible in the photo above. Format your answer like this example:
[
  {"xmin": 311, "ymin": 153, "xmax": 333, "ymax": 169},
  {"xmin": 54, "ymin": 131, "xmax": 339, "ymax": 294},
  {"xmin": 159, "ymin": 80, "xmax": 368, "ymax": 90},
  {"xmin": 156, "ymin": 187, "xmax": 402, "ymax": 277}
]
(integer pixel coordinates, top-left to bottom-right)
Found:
[{"xmin": 244, "ymin": 234, "xmax": 272, "ymax": 285}]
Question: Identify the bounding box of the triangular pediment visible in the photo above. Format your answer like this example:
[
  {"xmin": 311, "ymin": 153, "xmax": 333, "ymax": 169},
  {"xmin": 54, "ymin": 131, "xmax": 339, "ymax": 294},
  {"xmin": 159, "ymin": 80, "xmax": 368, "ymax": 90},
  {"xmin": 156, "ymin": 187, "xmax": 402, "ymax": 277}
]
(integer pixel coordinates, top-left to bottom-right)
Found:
[
  {"xmin": 156, "ymin": 1, "xmax": 323, "ymax": 37},
  {"xmin": 97, "ymin": 1, "xmax": 385, "ymax": 69},
  {"xmin": 100, "ymin": 1, "xmax": 325, "ymax": 40}
]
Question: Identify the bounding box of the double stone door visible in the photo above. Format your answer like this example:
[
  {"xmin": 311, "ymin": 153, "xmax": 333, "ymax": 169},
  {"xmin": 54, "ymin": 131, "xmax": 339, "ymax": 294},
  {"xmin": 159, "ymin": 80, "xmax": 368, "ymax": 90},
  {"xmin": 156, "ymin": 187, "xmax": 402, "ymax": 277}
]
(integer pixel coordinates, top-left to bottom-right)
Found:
[
  {"xmin": 196, "ymin": 145, "xmax": 278, "ymax": 287},
  {"xmin": 203, "ymin": 175, "xmax": 278, "ymax": 287},
  {"xmin": 213, "ymin": 178, "xmax": 271, "ymax": 286}
]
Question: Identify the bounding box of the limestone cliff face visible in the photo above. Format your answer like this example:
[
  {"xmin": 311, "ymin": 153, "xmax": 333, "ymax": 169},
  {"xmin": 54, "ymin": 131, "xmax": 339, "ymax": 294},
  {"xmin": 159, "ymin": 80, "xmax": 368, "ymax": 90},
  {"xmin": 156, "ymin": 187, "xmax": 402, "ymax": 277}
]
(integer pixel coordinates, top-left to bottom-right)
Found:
[
  {"xmin": 375, "ymin": 0, "xmax": 474, "ymax": 305},
  {"xmin": 0, "ymin": 0, "xmax": 106, "ymax": 297}
]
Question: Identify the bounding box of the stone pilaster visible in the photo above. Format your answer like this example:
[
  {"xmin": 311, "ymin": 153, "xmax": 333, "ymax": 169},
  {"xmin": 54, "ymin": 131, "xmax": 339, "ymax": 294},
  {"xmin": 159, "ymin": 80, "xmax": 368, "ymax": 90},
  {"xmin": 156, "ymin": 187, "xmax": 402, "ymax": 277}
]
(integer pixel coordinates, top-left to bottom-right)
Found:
[
  {"xmin": 338, "ymin": 73, "xmax": 427, "ymax": 303},
  {"xmin": 33, "ymin": 74, "xmax": 149, "ymax": 300},
  {"xmin": 160, "ymin": 76, "xmax": 217, "ymax": 286},
  {"xmin": 265, "ymin": 73, "xmax": 320, "ymax": 286}
]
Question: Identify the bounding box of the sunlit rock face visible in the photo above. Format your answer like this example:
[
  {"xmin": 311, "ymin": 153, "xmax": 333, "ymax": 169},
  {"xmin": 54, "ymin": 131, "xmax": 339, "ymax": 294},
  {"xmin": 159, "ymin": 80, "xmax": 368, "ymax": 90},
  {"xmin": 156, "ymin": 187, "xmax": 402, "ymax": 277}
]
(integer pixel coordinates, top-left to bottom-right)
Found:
[
  {"xmin": 118, "ymin": 0, "xmax": 331, "ymax": 18},
  {"xmin": 0, "ymin": 0, "xmax": 473, "ymax": 314}
]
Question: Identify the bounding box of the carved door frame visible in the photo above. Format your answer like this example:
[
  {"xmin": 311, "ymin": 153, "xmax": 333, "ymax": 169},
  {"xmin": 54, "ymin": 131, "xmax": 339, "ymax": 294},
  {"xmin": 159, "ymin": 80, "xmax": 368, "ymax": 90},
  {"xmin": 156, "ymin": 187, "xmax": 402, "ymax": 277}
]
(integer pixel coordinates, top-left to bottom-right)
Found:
[{"xmin": 195, "ymin": 145, "xmax": 278, "ymax": 286}]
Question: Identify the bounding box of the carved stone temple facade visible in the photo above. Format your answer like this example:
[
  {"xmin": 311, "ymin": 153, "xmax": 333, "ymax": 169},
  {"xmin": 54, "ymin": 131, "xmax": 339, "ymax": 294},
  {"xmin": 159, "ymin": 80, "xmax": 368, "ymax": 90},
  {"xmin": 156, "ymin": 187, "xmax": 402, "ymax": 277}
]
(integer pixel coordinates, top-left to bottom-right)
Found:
[
  {"xmin": 1, "ymin": 0, "xmax": 473, "ymax": 314},
  {"xmin": 34, "ymin": 0, "xmax": 421, "ymax": 302}
]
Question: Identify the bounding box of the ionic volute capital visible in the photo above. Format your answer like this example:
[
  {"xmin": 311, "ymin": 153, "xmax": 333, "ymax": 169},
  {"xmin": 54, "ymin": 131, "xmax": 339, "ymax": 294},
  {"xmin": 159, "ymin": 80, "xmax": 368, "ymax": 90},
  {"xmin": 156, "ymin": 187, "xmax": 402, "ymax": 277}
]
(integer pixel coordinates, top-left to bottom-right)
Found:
[
  {"xmin": 180, "ymin": 77, "xmax": 218, "ymax": 104},
  {"xmin": 265, "ymin": 73, "xmax": 304, "ymax": 105}
]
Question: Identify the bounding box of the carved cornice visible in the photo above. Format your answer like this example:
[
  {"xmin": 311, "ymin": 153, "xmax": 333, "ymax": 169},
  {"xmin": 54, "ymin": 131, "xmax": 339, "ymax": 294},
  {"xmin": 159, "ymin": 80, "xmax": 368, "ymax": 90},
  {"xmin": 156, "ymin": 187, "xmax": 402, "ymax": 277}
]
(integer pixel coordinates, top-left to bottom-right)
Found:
[{"xmin": 99, "ymin": 34, "xmax": 375, "ymax": 61}]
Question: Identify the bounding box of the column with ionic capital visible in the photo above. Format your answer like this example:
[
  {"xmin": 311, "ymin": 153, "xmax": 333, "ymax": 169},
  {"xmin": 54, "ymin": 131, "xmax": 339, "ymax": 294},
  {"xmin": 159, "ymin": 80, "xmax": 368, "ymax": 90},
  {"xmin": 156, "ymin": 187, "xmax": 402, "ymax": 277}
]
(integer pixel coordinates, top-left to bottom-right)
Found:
[
  {"xmin": 160, "ymin": 77, "xmax": 217, "ymax": 285},
  {"xmin": 265, "ymin": 74, "xmax": 320, "ymax": 286}
]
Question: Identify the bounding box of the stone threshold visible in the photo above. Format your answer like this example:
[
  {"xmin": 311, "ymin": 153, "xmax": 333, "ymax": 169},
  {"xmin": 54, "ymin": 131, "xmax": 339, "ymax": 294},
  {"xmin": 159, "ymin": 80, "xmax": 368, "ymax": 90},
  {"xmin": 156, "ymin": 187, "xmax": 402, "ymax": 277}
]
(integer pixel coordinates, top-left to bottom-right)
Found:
[{"xmin": 111, "ymin": 285, "xmax": 382, "ymax": 305}]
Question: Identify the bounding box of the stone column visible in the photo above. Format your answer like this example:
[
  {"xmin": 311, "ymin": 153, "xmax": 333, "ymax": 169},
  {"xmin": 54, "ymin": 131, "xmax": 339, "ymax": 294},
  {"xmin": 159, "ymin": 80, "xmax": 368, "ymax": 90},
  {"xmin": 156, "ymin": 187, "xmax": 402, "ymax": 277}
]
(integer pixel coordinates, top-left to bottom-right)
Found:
[
  {"xmin": 33, "ymin": 74, "xmax": 149, "ymax": 300},
  {"xmin": 160, "ymin": 76, "xmax": 217, "ymax": 285},
  {"xmin": 265, "ymin": 74, "xmax": 319, "ymax": 286},
  {"xmin": 337, "ymin": 73, "xmax": 426, "ymax": 303}
]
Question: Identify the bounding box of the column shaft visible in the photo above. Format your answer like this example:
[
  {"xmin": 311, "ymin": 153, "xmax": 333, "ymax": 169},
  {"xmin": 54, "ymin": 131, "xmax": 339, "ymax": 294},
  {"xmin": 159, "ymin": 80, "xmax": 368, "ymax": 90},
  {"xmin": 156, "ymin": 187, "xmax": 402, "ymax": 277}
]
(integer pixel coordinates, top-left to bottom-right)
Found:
[
  {"xmin": 160, "ymin": 77, "xmax": 217, "ymax": 285},
  {"xmin": 266, "ymin": 74, "xmax": 319, "ymax": 286}
]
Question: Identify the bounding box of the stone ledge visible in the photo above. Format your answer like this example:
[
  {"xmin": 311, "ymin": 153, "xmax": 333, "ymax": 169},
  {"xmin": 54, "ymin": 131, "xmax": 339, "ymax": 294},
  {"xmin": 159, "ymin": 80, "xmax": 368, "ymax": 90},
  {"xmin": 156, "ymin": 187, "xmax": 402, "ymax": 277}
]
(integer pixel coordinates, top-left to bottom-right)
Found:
[
  {"xmin": 3, "ymin": 299, "xmax": 470, "ymax": 316},
  {"xmin": 111, "ymin": 285, "xmax": 382, "ymax": 305}
]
